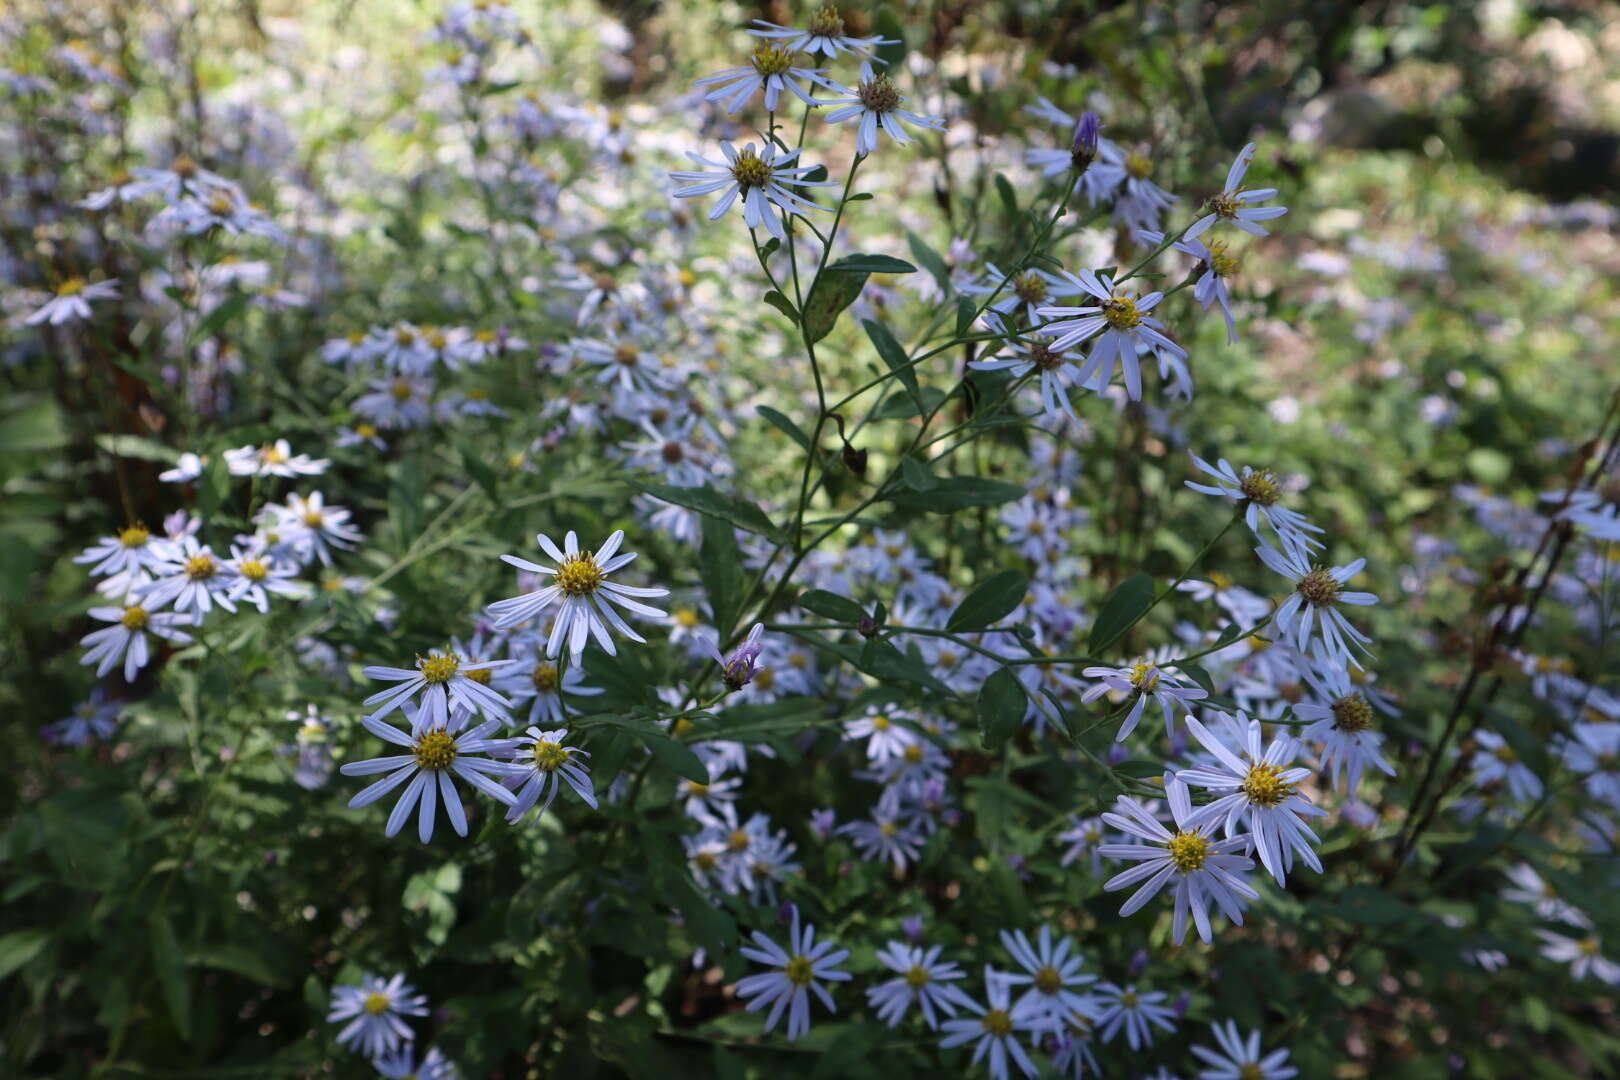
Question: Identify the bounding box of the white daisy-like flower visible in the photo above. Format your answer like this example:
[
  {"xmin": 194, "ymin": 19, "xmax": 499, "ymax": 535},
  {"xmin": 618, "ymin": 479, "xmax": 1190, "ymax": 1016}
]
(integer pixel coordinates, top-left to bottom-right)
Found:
[
  {"xmin": 138, "ymin": 538, "xmax": 237, "ymax": 619},
  {"xmin": 158, "ymin": 452, "xmax": 209, "ymax": 484},
  {"xmin": 747, "ymin": 5, "xmax": 898, "ymax": 60},
  {"xmin": 970, "ymin": 313, "xmax": 1092, "ymax": 423},
  {"xmin": 360, "ymin": 650, "xmax": 512, "ymax": 730},
  {"xmin": 1559, "ymin": 721, "xmax": 1620, "ymax": 807},
  {"xmin": 1080, "ymin": 660, "xmax": 1209, "ymax": 740},
  {"xmin": 843, "ymin": 703, "xmax": 920, "ymax": 762},
  {"xmin": 962, "ymin": 264, "xmax": 1088, "ymax": 325},
  {"xmin": 503, "ymin": 726, "xmax": 597, "ymax": 822},
  {"xmin": 1501, "ymin": 863, "xmax": 1588, "ymax": 925},
  {"xmin": 1185, "ymin": 143, "xmax": 1288, "ymax": 241},
  {"xmin": 693, "ymin": 45, "xmax": 834, "ymax": 113},
  {"xmin": 1293, "ymin": 665, "xmax": 1396, "ymax": 792},
  {"xmin": 223, "ymin": 438, "xmax": 328, "ymax": 478},
  {"xmin": 1087, "ymin": 143, "xmax": 1178, "ymax": 230},
  {"xmin": 78, "ymin": 603, "xmax": 194, "ymax": 681},
  {"xmin": 73, "ymin": 523, "xmax": 178, "ymax": 580},
  {"xmin": 354, "ymin": 376, "xmax": 434, "ymax": 429},
  {"xmin": 272, "ymin": 491, "xmax": 364, "ymax": 567},
  {"xmin": 340, "ymin": 708, "xmax": 518, "ymax": 842},
  {"xmin": 1093, "ymin": 982, "xmax": 1177, "ymax": 1050},
  {"xmin": 373, "ymin": 1045, "xmax": 457, "ymax": 1080},
  {"xmin": 1537, "ymin": 929, "xmax": 1620, "ymax": 984},
  {"xmin": 734, "ymin": 905, "xmax": 852, "ymax": 1041},
  {"xmin": 325, "ymin": 973, "xmax": 429, "ymax": 1059},
  {"xmin": 496, "ymin": 650, "xmax": 603, "ymax": 727},
  {"xmin": 938, "ymin": 966, "xmax": 1053, "ymax": 1080},
  {"xmin": 1255, "ymin": 543, "xmax": 1378, "ymax": 665},
  {"xmin": 1098, "ymin": 775, "xmax": 1258, "ymax": 944},
  {"xmin": 866, "ymin": 941, "xmax": 974, "ymax": 1029},
  {"xmin": 222, "ymin": 541, "xmax": 308, "ymax": 613},
  {"xmin": 47, "ymin": 689, "xmax": 123, "ymax": 747},
  {"xmin": 669, "ymin": 141, "xmax": 837, "ymax": 242},
  {"xmin": 1143, "ymin": 228, "xmax": 1244, "ymax": 344},
  {"xmin": 336, "ymin": 422, "xmax": 388, "ymax": 451},
  {"xmin": 1184, "ymin": 455, "xmax": 1323, "ymax": 556},
  {"xmin": 1035, "ymin": 269, "xmax": 1187, "ymax": 401},
  {"xmin": 1178, "ymin": 713, "xmax": 1327, "ymax": 886},
  {"xmin": 821, "ymin": 62, "xmax": 946, "ymax": 156},
  {"xmin": 996, "ymin": 926, "xmax": 1097, "ymax": 1023},
  {"xmin": 486, "ymin": 530, "xmax": 669, "ymax": 662},
  {"xmin": 1467, "ymin": 730, "xmax": 1544, "ymax": 802},
  {"xmin": 1190, "ymin": 1020, "xmax": 1298, "ymax": 1080},
  {"xmin": 25, "ymin": 277, "xmax": 120, "ymax": 326}
]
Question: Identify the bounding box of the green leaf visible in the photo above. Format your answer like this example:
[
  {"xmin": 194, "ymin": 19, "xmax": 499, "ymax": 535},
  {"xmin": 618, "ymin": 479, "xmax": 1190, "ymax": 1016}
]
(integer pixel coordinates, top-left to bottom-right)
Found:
[
  {"xmin": 948, "ymin": 570, "xmax": 1029, "ymax": 631},
  {"xmin": 994, "ymin": 173, "xmax": 1018, "ymax": 216},
  {"xmin": 863, "ymin": 318, "xmax": 920, "ymax": 410},
  {"xmin": 1112, "ymin": 759, "xmax": 1166, "ymax": 780},
  {"xmin": 889, "ymin": 476, "xmax": 1025, "ymax": 512},
  {"xmin": 829, "ymin": 253, "xmax": 917, "ymax": 274},
  {"xmin": 0, "ymin": 397, "xmax": 67, "ymax": 453},
  {"xmin": 0, "ymin": 928, "xmax": 50, "ymax": 980},
  {"xmin": 184, "ymin": 943, "xmax": 290, "ymax": 988},
  {"xmin": 803, "ymin": 267, "xmax": 868, "ymax": 344},
  {"xmin": 628, "ymin": 480, "xmax": 778, "ymax": 539},
  {"xmin": 1179, "ymin": 661, "xmax": 1216, "ymax": 694},
  {"xmin": 761, "ymin": 289, "xmax": 798, "ymax": 324},
  {"xmin": 873, "ymin": 386, "xmax": 948, "ymax": 419},
  {"xmin": 94, "ymin": 434, "xmax": 178, "ymax": 464},
  {"xmin": 644, "ymin": 732, "xmax": 709, "ymax": 785},
  {"xmin": 149, "ymin": 914, "xmax": 191, "ymax": 1041},
  {"xmin": 1088, "ymin": 573, "xmax": 1155, "ymax": 653},
  {"xmin": 190, "ymin": 292, "xmax": 250, "ymax": 343},
  {"xmin": 899, "ymin": 455, "xmax": 937, "ymax": 492},
  {"xmin": 699, "ymin": 514, "xmax": 745, "ymax": 636},
  {"xmin": 955, "ymin": 296, "xmax": 977, "ymax": 337},
  {"xmin": 458, "ymin": 441, "xmax": 499, "ymax": 501},
  {"xmin": 906, "ymin": 231, "xmax": 951, "ymax": 293},
  {"xmin": 977, "ymin": 668, "xmax": 1027, "ymax": 751},
  {"xmin": 389, "ymin": 456, "xmax": 426, "ymax": 548},
  {"xmin": 756, "ymin": 405, "xmax": 812, "ymax": 453},
  {"xmin": 797, "ymin": 589, "xmax": 867, "ymax": 623}
]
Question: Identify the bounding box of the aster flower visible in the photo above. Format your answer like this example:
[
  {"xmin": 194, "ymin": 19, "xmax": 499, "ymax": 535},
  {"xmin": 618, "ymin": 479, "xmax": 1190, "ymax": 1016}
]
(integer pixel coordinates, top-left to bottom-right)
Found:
[
  {"xmin": 1467, "ymin": 730, "xmax": 1543, "ymax": 802},
  {"xmin": 1293, "ymin": 665, "xmax": 1396, "ymax": 792},
  {"xmin": 503, "ymin": 726, "xmax": 597, "ymax": 821},
  {"xmin": 1057, "ymin": 815, "xmax": 1111, "ymax": 876},
  {"xmin": 938, "ymin": 966, "xmax": 1053, "ymax": 1080},
  {"xmin": 844, "ymin": 703, "xmax": 920, "ymax": 762},
  {"xmin": 1185, "ymin": 456, "xmax": 1323, "ymax": 556},
  {"xmin": 138, "ymin": 538, "xmax": 237, "ymax": 619},
  {"xmin": 374, "ymin": 1045, "xmax": 458, "ymax": 1080},
  {"xmin": 486, "ymin": 530, "xmax": 669, "ymax": 662},
  {"xmin": 1093, "ymin": 982, "xmax": 1177, "ymax": 1050},
  {"xmin": 867, "ymin": 942, "xmax": 974, "ymax": 1029},
  {"xmin": 693, "ymin": 45, "xmax": 834, "ymax": 113},
  {"xmin": 25, "ymin": 277, "xmax": 120, "ymax": 326},
  {"xmin": 996, "ymin": 926, "xmax": 1098, "ymax": 1023},
  {"xmin": 747, "ymin": 6, "xmax": 899, "ymax": 60},
  {"xmin": 962, "ymin": 265, "xmax": 1088, "ymax": 325},
  {"xmin": 271, "ymin": 491, "xmax": 364, "ymax": 567},
  {"xmin": 1189, "ymin": 1020, "xmax": 1298, "ymax": 1080},
  {"xmin": 1185, "ymin": 143, "xmax": 1288, "ymax": 241},
  {"xmin": 970, "ymin": 313, "xmax": 1090, "ymax": 423},
  {"xmin": 326, "ymin": 973, "xmax": 429, "ymax": 1058},
  {"xmin": 496, "ymin": 649, "xmax": 603, "ymax": 727},
  {"xmin": 158, "ymin": 452, "xmax": 210, "ymax": 484},
  {"xmin": 1098, "ymin": 776, "xmax": 1258, "ymax": 944},
  {"xmin": 1081, "ymin": 660, "xmax": 1208, "ymax": 740},
  {"xmin": 1559, "ymin": 721, "xmax": 1620, "ymax": 806},
  {"xmin": 1087, "ymin": 143, "xmax": 1177, "ymax": 230},
  {"xmin": 340, "ymin": 708, "xmax": 519, "ymax": 842},
  {"xmin": 74, "ymin": 523, "xmax": 178, "ymax": 580},
  {"xmin": 1178, "ymin": 714, "xmax": 1326, "ymax": 886},
  {"xmin": 223, "ymin": 438, "xmax": 329, "ymax": 478},
  {"xmin": 354, "ymin": 376, "xmax": 434, "ymax": 429},
  {"xmin": 360, "ymin": 650, "xmax": 512, "ymax": 730},
  {"xmin": 46, "ymin": 689, "xmax": 123, "ymax": 746},
  {"xmin": 839, "ymin": 786, "xmax": 926, "ymax": 871},
  {"xmin": 1501, "ymin": 863, "xmax": 1587, "ymax": 925},
  {"xmin": 712, "ymin": 622, "xmax": 767, "ymax": 692},
  {"xmin": 734, "ymin": 906, "xmax": 852, "ymax": 1041},
  {"xmin": 1537, "ymin": 929, "xmax": 1620, "ymax": 984},
  {"xmin": 1142, "ymin": 228, "xmax": 1245, "ymax": 344},
  {"xmin": 1255, "ymin": 543, "xmax": 1378, "ymax": 664},
  {"xmin": 1036, "ymin": 269, "xmax": 1186, "ymax": 401},
  {"xmin": 821, "ymin": 62, "xmax": 945, "ymax": 156},
  {"xmin": 669, "ymin": 141, "xmax": 837, "ymax": 242},
  {"xmin": 222, "ymin": 541, "xmax": 309, "ymax": 612}
]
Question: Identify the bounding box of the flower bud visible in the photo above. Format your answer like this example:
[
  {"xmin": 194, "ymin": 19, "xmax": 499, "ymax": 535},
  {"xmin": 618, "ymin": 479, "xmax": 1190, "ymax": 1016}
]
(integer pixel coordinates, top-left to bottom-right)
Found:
[{"xmin": 1070, "ymin": 111, "xmax": 1101, "ymax": 172}]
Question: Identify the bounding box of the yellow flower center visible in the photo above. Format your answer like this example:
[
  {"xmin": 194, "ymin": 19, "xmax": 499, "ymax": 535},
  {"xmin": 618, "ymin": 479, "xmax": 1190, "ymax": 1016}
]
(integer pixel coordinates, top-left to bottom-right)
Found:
[
  {"xmin": 1580, "ymin": 937, "xmax": 1601, "ymax": 956},
  {"xmin": 674, "ymin": 607, "xmax": 701, "ymax": 628},
  {"xmin": 118, "ymin": 525, "xmax": 150, "ymax": 547},
  {"xmin": 727, "ymin": 828, "xmax": 751, "ymax": 852},
  {"xmin": 120, "ymin": 606, "xmax": 150, "ymax": 630},
  {"xmin": 1296, "ymin": 568, "xmax": 1342, "ymax": 608},
  {"xmin": 172, "ymin": 155, "xmax": 198, "ymax": 177},
  {"xmin": 687, "ymin": 781, "xmax": 709, "ymax": 796},
  {"xmin": 751, "ymin": 44, "xmax": 795, "ymax": 76},
  {"xmin": 532, "ymin": 740, "xmax": 569, "ymax": 771},
  {"xmin": 555, "ymin": 554, "xmax": 604, "ymax": 596},
  {"xmin": 57, "ymin": 277, "xmax": 86, "ymax": 296},
  {"xmin": 1238, "ymin": 469, "xmax": 1280, "ymax": 506},
  {"xmin": 1207, "ymin": 237, "xmax": 1241, "ymax": 277},
  {"xmin": 207, "ymin": 192, "xmax": 235, "ymax": 216},
  {"xmin": 1120, "ymin": 989, "xmax": 1139, "ymax": 1007},
  {"xmin": 239, "ymin": 559, "xmax": 269, "ymax": 581},
  {"xmin": 1208, "ymin": 191, "xmax": 1244, "ymax": 219},
  {"xmin": 395, "ymin": 328, "xmax": 415, "ymax": 346},
  {"xmin": 1168, "ymin": 830, "xmax": 1210, "ymax": 872},
  {"xmin": 1012, "ymin": 272, "xmax": 1049, "ymax": 303},
  {"xmin": 729, "ymin": 147, "xmax": 773, "ymax": 191},
  {"xmin": 357, "ymin": 422, "xmax": 378, "ymax": 438},
  {"xmin": 1028, "ymin": 343, "xmax": 1066, "ymax": 372},
  {"xmin": 784, "ymin": 955, "xmax": 815, "ymax": 987},
  {"xmin": 391, "ymin": 379, "xmax": 414, "ymax": 401},
  {"xmin": 872, "ymin": 714, "xmax": 891, "ymax": 731},
  {"xmin": 419, "ymin": 654, "xmax": 460, "ymax": 684},
  {"xmin": 464, "ymin": 661, "xmax": 492, "ymax": 685},
  {"xmin": 808, "ymin": 4, "xmax": 845, "ymax": 36},
  {"xmin": 531, "ymin": 663, "xmax": 559, "ymax": 692},
  {"xmin": 981, "ymin": 1008, "xmax": 1014, "ymax": 1037},
  {"xmin": 903, "ymin": 744, "xmax": 924, "ymax": 764},
  {"xmin": 1239, "ymin": 1066, "xmax": 1264, "ymax": 1080},
  {"xmin": 1241, "ymin": 763, "xmax": 1294, "ymax": 807},
  {"xmin": 261, "ymin": 443, "xmax": 288, "ymax": 464},
  {"xmin": 1493, "ymin": 745, "xmax": 1517, "ymax": 764},
  {"xmin": 904, "ymin": 965, "xmax": 931, "ymax": 988},
  {"xmin": 1331, "ymin": 694, "xmax": 1373, "ymax": 734},
  {"xmin": 857, "ymin": 74, "xmax": 901, "ymax": 114},
  {"xmin": 1129, "ymin": 663, "xmax": 1160, "ymax": 692},
  {"xmin": 1102, "ymin": 295, "xmax": 1143, "ymax": 330},
  {"xmin": 363, "ymin": 991, "xmax": 391, "ymax": 1015},
  {"xmin": 1125, "ymin": 152, "xmax": 1153, "ymax": 179},
  {"xmin": 185, "ymin": 553, "xmax": 217, "ymax": 580},
  {"xmin": 1033, "ymin": 965, "xmax": 1064, "ymax": 994},
  {"xmin": 414, "ymin": 730, "xmax": 457, "ymax": 770}
]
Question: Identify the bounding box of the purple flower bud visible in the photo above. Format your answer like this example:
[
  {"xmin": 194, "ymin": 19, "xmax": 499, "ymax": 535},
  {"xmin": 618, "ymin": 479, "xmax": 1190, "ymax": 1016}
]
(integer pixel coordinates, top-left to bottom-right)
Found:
[
  {"xmin": 1128, "ymin": 948, "xmax": 1150, "ymax": 978},
  {"xmin": 1071, "ymin": 111, "xmax": 1102, "ymax": 171},
  {"xmin": 856, "ymin": 615, "xmax": 879, "ymax": 638},
  {"xmin": 716, "ymin": 623, "xmax": 766, "ymax": 692},
  {"xmin": 809, "ymin": 807, "xmax": 837, "ymax": 840},
  {"xmin": 1172, "ymin": 990, "xmax": 1191, "ymax": 1018},
  {"xmin": 776, "ymin": 900, "xmax": 796, "ymax": 927},
  {"xmin": 1105, "ymin": 742, "xmax": 1130, "ymax": 766},
  {"xmin": 901, "ymin": 915, "xmax": 925, "ymax": 944}
]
